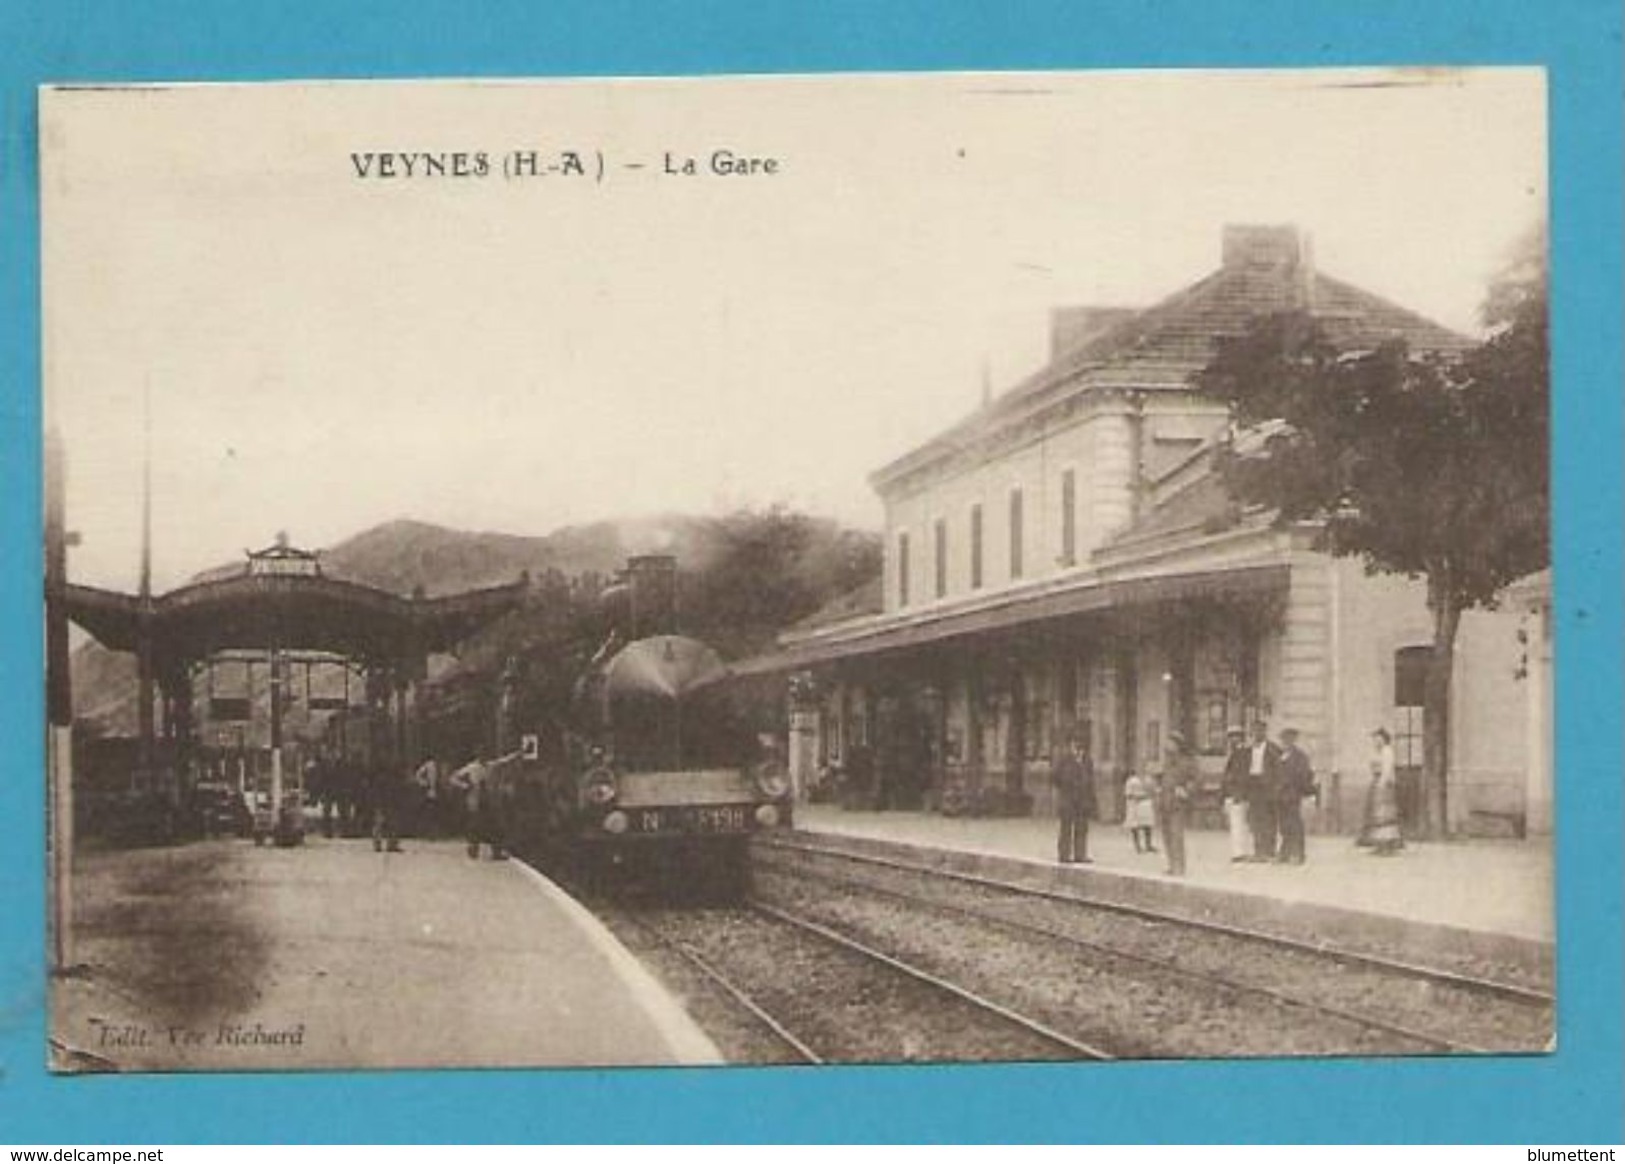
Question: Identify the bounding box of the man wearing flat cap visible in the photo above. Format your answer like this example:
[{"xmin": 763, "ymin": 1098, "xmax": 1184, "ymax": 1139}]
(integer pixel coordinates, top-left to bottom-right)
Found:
[{"xmin": 1276, "ymin": 727, "xmax": 1316, "ymax": 864}]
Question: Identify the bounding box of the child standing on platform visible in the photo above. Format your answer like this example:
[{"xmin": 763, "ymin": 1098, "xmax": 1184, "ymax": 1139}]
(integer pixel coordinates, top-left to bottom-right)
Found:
[{"xmin": 1123, "ymin": 770, "xmax": 1157, "ymax": 854}]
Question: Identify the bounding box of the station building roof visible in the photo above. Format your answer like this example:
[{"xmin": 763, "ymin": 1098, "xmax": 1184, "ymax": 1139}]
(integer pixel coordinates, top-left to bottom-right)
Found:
[{"xmin": 871, "ymin": 224, "xmax": 1471, "ymax": 498}]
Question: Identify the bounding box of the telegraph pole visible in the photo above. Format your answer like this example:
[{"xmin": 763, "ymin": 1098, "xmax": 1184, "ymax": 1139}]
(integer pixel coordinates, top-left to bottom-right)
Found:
[
  {"xmin": 44, "ymin": 426, "xmax": 76, "ymax": 972},
  {"xmin": 136, "ymin": 381, "xmax": 155, "ymax": 778}
]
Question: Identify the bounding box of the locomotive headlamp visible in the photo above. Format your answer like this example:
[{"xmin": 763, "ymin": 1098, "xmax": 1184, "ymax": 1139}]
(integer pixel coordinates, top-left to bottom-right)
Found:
[
  {"xmin": 754, "ymin": 804, "xmax": 781, "ymax": 828},
  {"xmin": 754, "ymin": 767, "xmax": 791, "ymax": 800},
  {"xmin": 602, "ymin": 810, "xmax": 629, "ymax": 835},
  {"xmin": 583, "ymin": 766, "xmax": 617, "ymax": 806}
]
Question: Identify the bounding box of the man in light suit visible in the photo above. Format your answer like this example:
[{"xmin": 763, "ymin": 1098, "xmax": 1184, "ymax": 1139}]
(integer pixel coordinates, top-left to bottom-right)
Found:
[{"xmin": 1221, "ymin": 725, "xmax": 1253, "ymax": 862}]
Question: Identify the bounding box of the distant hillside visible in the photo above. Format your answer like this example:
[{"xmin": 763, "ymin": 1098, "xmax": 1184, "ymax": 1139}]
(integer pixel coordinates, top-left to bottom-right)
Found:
[
  {"xmin": 69, "ymin": 510, "xmax": 879, "ymax": 734},
  {"xmin": 316, "ymin": 515, "xmax": 726, "ymax": 597}
]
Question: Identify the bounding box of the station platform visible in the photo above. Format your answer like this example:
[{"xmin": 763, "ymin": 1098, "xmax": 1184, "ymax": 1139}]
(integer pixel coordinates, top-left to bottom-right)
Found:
[
  {"xmin": 790, "ymin": 804, "xmax": 1555, "ymax": 976},
  {"xmin": 51, "ymin": 835, "xmax": 720, "ymax": 1072}
]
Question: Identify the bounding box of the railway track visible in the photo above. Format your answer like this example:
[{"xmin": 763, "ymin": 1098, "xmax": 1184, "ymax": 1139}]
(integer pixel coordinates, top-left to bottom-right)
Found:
[
  {"xmin": 610, "ymin": 907, "xmax": 825, "ymax": 1064},
  {"xmin": 754, "ymin": 836, "xmax": 1553, "ymax": 1056},
  {"xmin": 602, "ymin": 896, "xmax": 1115, "ymax": 1064}
]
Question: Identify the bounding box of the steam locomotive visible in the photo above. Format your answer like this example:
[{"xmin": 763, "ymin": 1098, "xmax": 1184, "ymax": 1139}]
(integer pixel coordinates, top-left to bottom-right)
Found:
[{"xmin": 485, "ymin": 555, "xmax": 792, "ymax": 895}]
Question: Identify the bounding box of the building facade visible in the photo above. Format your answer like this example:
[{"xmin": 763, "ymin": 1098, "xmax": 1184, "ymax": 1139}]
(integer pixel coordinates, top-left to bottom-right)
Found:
[{"xmin": 752, "ymin": 225, "xmax": 1547, "ymax": 837}]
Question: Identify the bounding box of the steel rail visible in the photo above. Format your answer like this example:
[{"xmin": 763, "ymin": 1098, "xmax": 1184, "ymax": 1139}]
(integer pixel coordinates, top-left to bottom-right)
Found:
[
  {"xmin": 750, "ymin": 900, "xmax": 1117, "ymax": 1061},
  {"xmin": 616, "ymin": 908, "xmax": 825, "ymax": 1065},
  {"xmin": 760, "ymin": 836, "xmax": 1554, "ymax": 1008},
  {"xmin": 524, "ymin": 855, "xmax": 823, "ymax": 1064},
  {"xmin": 757, "ymin": 854, "xmax": 1483, "ymax": 1055}
]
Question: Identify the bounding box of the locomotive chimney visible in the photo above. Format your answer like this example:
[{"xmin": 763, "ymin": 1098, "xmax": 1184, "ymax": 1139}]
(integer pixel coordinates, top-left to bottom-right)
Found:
[{"xmin": 626, "ymin": 554, "xmax": 678, "ymax": 639}]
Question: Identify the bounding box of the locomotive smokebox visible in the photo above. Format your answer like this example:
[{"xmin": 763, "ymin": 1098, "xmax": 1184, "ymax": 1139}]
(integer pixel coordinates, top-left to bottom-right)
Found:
[{"xmin": 626, "ymin": 554, "xmax": 677, "ymax": 639}]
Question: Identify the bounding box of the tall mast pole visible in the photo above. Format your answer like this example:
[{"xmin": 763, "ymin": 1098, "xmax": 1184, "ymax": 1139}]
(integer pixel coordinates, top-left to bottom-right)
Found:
[
  {"xmin": 136, "ymin": 381, "xmax": 155, "ymax": 776},
  {"xmin": 140, "ymin": 379, "xmax": 151, "ymax": 601},
  {"xmin": 45, "ymin": 426, "xmax": 76, "ymax": 972}
]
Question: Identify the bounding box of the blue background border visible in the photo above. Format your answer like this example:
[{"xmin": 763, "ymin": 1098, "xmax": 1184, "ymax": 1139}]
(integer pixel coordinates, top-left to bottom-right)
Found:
[{"xmin": 2, "ymin": 0, "xmax": 1620, "ymax": 1144}]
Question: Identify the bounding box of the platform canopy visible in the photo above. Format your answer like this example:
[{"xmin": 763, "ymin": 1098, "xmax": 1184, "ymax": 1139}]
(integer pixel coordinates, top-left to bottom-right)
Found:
[
  {"xmin": 731, "ymin": 563, "xmax": 1289, "ymax": 677},
  {"xmin": 63, "ymin": 571, "xmax": 526, "ymax": 670}
]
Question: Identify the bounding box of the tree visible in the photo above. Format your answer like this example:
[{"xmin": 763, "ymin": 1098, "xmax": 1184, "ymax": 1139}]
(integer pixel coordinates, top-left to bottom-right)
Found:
[
  {"xmin": 682, "ymin": 506, "xmax": 882, "ymax": 661},
  {"xmin": 1198, "ymin": 227, "xmax": 1548, "ymax": 837}
]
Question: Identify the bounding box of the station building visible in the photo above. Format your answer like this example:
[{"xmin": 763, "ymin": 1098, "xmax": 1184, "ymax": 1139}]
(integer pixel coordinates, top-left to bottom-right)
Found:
[{"xmin": 748, "ymin": 225, "xmax": 1549, "ymax": 838}]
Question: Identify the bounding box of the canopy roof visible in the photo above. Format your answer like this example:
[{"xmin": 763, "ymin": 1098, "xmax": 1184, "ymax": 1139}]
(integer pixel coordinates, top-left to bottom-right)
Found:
[{"xmin": 62, "ymin": 572, "xmax": 525, "ymax": 668}]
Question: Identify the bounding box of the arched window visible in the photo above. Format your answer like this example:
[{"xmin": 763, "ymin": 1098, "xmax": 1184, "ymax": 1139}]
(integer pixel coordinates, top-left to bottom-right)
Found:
[
  {"xmin": 1393, "ymin": 645, "xmax": 1428, "ymax": 767},
  {"xmin": 1393, "ymin": 645, "xmax": 1429, "ymax": 834}
]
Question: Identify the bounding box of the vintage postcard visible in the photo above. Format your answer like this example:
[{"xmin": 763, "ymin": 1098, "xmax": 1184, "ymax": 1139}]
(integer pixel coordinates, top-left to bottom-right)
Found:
[{"xmin": 41, "ymin": 69, "xmax": 1551, "ymax": 1073}]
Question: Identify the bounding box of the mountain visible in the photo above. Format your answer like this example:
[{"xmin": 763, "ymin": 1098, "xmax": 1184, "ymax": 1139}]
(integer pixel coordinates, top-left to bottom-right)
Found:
[{"xmin": 314, "ymin": 515, "xmax": 722, "ymax": 597}]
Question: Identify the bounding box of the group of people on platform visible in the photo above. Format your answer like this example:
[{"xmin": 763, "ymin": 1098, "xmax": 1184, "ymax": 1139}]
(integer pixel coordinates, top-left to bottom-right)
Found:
[
  {"xmin": 1218, "ymin": 721, "xmax": 1320, "ymax": 865},
  {"xmin": 305, "ymin": 754, "xmax": 511, "ymax": 859},
  {"xmin": 304, "ymin": 760, "xmax": 395, "ymax": 844},
  {"xmin": 1053, "ymin": 720, "xmax": 1407, "ymax": 874},
  {"xmin": 1052, "ymin": 728, "xmax": 1216, "ymax": 877}
]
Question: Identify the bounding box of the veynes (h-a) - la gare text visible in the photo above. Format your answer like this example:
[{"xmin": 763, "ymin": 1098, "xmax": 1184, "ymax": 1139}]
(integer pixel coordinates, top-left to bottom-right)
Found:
[{"xmin": 349, "ymin": 147, "xmax": 782, "ymax": 183}]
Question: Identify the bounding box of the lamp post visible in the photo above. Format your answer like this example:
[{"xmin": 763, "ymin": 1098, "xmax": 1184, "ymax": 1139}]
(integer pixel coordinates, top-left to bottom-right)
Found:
[
  {"xmin": 1327, "ymin": 489, "xmax": 1360, "ymax": 838},
  {"xmin": 268, "ymin": 649, "xmax": 285, "ymax": 833}
]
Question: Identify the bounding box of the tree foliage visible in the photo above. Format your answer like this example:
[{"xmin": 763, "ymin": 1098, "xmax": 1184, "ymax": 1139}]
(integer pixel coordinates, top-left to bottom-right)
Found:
[
  {"xmin": 1199, "ymin": 251, "xmax": 1548, "ymax": 613},
  {"xmin": 682, "ymin": 505, "xmax": 881, "ymax": 661}
]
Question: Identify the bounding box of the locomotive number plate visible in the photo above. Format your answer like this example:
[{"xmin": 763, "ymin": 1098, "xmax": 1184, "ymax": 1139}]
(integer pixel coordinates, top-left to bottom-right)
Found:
[{"xmin": 629, "ymin": 805, "xmax": 751, "ymax": 834}]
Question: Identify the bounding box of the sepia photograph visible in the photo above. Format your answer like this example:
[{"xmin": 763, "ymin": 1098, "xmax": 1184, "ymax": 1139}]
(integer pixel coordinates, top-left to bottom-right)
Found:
[{"xmin": 40, "ymin": 68, "xmax": 1552, "ymax": 1074}]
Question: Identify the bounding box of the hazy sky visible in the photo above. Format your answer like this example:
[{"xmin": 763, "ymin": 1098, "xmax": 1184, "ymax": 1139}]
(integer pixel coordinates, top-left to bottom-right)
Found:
[{"xmin": 42, "ymin": 68, "xmax": 1546, "ymax": 593}]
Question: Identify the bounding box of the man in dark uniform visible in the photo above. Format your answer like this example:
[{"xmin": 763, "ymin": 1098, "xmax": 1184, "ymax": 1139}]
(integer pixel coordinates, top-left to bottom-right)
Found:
[
  {"xmin": 370, "ymin": 764, "xmax": 405, "ymax": 853},
  {"xmin": 1157, "ymin": 730, "xmax": 1198, "ymax": 877},
  {"xmin": 1245, "ymin": 720, "xmax": 1282, "ymax": 862},
  {"xmin": 1275, "ymin": 727, "xmax": 1316, "ymax": 864},
  {"xmin": 1052, "ymin": 732, "xmax": 1097, "ymax": 864}
]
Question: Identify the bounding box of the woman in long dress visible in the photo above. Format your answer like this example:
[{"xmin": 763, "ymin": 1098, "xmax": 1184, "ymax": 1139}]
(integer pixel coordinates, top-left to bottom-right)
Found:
[{"xmin": 1363, "ymin": 728, "xmax": 1404, "ymax": 855}]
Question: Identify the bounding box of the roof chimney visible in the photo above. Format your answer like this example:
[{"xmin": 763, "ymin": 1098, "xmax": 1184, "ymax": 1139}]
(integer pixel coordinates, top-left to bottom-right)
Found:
[
  {"xmin": 1222, "ymin": 224, "xmax": 1312, "ymax": 308},
  {"xmin": 1222, "ymin": 224, "xmax": 1301, "ymax": 268}
]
